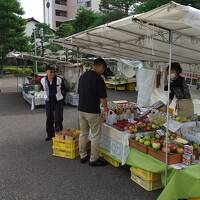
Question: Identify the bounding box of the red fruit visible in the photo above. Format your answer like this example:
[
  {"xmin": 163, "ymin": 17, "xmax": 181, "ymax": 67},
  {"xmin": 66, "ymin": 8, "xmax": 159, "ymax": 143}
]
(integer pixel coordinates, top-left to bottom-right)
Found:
[
  {"xmin": 170, "ymin": 144, "xmax": 177, "ymax": 153},
  {"xmin": 161, "ymin": 146, "xmax": 170, "ymax": 153}
]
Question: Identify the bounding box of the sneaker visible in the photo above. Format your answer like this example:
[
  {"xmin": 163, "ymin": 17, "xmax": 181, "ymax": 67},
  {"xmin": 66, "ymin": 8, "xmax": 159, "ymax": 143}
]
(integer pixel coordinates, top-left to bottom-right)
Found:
[
  {"xmin": 89, "ymin": 158, "xmax": 108, "ymax": 167},
  {"xmin": 45, "ymin": 137, "xmax": 52, "ymax": 141},
  {"xmin": 80, "ymin": 155, "xmax": 90, "ymax": 164}
]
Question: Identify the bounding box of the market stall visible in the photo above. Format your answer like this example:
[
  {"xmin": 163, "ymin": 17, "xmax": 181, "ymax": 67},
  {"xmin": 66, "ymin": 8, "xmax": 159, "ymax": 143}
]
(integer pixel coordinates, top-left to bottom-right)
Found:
[
  {"xmin": 52, "ymin": 2, "xmax": 200, "ymax": 200},
  {"xmin": 17, "ymin": 54, "xmax": 83, "ymax": 108}
]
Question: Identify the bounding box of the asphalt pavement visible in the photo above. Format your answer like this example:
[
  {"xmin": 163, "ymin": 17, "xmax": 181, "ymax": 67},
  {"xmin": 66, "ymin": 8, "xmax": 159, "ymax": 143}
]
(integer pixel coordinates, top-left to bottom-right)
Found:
[{"xmin": 0, "ymin": 78, "xmax": 161, "ymax": 200}]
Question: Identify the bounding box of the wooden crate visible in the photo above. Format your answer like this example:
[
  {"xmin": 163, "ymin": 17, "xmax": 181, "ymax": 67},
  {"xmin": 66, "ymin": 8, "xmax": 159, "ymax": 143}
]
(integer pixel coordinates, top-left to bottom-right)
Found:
[
  {"xmin": 148, "ymin": 147, "xmax": 182, "ymax": 164},
  {"xmin": 129, "ymin": 139, "xmax": 148, "ymax": 154}
]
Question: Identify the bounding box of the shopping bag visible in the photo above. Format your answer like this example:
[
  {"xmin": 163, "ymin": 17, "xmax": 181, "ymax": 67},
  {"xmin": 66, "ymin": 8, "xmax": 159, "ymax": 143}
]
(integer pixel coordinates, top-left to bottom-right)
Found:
[{"xmin": 176, "ymin": 99, "xmax": 194, "ymax": 117}]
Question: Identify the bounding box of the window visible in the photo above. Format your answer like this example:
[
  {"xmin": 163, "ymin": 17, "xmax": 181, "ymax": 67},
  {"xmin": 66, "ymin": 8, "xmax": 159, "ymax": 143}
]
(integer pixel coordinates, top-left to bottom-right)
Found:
[
  {"xmin": 56, "ymin": 21, "xmax": 63, "ymax": 27},
  {"xmin": 56, "ymin": 10, "xmax": 67, "ymax": 17},
  {"xmin": 85, "ymin": 1, "xmax": 91, "ymax": 7},
  {"xmin": 55, "ymin": 0, "xmax": 67, "ymax": 6}
]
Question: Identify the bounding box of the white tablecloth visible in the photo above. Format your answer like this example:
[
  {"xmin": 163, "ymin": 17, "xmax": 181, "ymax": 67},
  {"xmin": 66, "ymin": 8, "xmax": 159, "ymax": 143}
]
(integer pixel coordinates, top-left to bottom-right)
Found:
[
  {"xmin": 22, "ymin": 90, "xmax": 45, "ymax": 110},
  {"xmin": 100, "ymin": 123, "xmax": 131, "ymax": 165}
]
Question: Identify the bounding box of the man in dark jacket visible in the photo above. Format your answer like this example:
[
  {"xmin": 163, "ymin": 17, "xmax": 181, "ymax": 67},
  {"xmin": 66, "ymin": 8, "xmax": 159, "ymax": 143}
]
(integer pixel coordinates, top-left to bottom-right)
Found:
[
  {"xmin": 78, "ymin": 58, "xmax": 108, "ymax": 167},
  {"xmin": 41, "ymin": 65, "xmax": 66, "ymax": 141}
]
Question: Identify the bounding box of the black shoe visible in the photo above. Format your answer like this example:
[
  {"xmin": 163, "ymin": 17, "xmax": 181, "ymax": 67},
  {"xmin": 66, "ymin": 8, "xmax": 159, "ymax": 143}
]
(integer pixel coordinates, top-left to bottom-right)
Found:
[
  {"xmin": 89, "ymin": 158, "xmax": 108, "ymax": 167},
  {"xmin": 45, "ymin": 137, "xmax": 52, "ymax": 141},
  {"xmin": 80, "ymin": 155, "xmax": 90, "ymax": 164}
]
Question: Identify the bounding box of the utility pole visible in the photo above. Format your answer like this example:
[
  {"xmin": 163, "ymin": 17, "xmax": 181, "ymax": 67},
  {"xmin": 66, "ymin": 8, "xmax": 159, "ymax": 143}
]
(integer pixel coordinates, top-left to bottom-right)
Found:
[{"xmin": 34, "ymin": 28, "xmax": 38, "ymax": 74}]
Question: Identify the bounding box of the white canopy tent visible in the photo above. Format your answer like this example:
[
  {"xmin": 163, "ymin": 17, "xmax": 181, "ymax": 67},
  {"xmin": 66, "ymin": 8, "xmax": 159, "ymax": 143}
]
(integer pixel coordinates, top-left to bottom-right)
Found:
[
  {"xmin": 53, "ymin": 1, "xmax": 200, "ymax": 64},
  {"xmin": 53, "ymin": 1, "xmax": 200, "ymax": 187}
]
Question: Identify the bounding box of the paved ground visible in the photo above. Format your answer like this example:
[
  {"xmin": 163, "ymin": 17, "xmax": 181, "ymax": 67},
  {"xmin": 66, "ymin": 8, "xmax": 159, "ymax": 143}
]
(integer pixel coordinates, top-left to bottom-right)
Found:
[
  {"xmin": 0, "ymin": 78, "xmax": 161, "ymax": 200},
  {"xmin": 0, "ymin": 77, "xmax": 18, "ymax": 93}
]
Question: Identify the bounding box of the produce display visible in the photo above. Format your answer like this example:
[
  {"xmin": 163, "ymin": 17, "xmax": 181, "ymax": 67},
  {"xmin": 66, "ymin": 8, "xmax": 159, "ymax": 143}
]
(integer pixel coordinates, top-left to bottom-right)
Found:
[
  {"xmin": 148, "ymin": 111, "xmax": 166, "ymax": 129},
  {"xmin": 129, "ymin": 130, "xmax": 199, "ymax": 164},
  {"xmin": 105, "ymin": 100, "xmax": 200, "ymax": 165},
  {"xmin": 55, "ymin": 129, "xmax": 80, "ymax": 140},
  {"xmin": 112, "ymin": 119, "xmax": 154, "ymax": 133}
]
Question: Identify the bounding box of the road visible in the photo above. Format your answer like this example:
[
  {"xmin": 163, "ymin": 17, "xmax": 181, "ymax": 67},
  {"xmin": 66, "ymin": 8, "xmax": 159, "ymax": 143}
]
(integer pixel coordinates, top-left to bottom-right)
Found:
[{"xmin": 0, "ymin": 78, "xmax": 161, "ymax": 200}]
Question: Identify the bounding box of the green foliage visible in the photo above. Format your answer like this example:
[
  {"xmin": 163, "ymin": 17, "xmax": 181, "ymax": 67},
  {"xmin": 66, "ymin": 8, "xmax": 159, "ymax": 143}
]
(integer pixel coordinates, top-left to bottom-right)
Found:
[
  {"xmin": 73, "ymin": 7, "xmax": 102, "ymax": 32},
  {"xmin": 37, "ymin": 65, "xmax": 46, "ymax": 72},
  {"xmin": 100, "ymin": 0, "xmax": 138, "ymax": 15},
  {"xmin": 135, "ymin": 0, "xmax": 200, "ymax": 14},
  {"xmin": 3, "ymin": 66, "xmax": 32, "ymax": 75},
  {"xmin": 57, "ymin": 22, "xmax": 76, "ymax": 38},
  {"xmin": 31, "ymin": 23, "xmax": 57, "ymax": 57},
  {"xmin": 0, "ymin": 0, "xmax": 29, "ymax": 65}
]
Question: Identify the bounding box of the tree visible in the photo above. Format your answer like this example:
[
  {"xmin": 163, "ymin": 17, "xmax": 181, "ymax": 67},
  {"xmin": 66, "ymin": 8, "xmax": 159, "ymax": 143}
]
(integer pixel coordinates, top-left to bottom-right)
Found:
[
  {"xmin": 31, "ymin": 23, "xmax": 60, "ymax": 57},
  {"xmin": 57, "ymin": 22, "xmax": 75, "ymax": 38},
  {"xmin": 73, "ymin": 7, "xmax": 102, "ymax": 32},
  {"xmin": 0, "ymin": 0, "xmax": 29, "ymax": 66},
  {"xmin": 99, "ymin": 0, "xmax": 138, "ymax": 15},
  {"xmin": 135, "ymin": 0, "xmax": 200, "ymax": 14}
]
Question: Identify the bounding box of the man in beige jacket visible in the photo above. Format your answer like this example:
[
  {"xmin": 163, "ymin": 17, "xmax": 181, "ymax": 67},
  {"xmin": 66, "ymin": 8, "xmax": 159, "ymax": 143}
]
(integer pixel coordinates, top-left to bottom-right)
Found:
[{"xmin": 78, "ymin": 58, "xmax": 108, "ymax": 167}]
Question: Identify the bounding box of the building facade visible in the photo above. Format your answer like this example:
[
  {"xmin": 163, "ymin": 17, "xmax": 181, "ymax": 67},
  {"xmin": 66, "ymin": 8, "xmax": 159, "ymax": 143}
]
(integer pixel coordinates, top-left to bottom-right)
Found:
[{"xmin": 43, "ymin": 0, "xmax": 100, "ymax": 30}]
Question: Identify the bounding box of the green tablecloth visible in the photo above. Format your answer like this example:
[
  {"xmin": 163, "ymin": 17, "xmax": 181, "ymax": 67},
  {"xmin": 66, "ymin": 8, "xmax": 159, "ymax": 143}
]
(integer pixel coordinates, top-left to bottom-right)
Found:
[
  {"xmin": 158, "ymin": 164, "xmax": 200, "ymax": 200},
  {"xmin": 126, "ymin": 148, "xmax": 166, "ymax": 173},
  {"xmin": 126, "ymin": 148, "xmax": 200, "ymax": 200}
]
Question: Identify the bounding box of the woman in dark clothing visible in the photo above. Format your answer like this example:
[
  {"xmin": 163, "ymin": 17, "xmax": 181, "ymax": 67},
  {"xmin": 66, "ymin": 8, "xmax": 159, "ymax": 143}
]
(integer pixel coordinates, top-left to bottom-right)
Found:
[
  {"xmin": 164, "ymin": 62, "xmax": 191, "ymax": 103},
  {"xmin": 164, "ymin": 62, "xmax": 193, "ymax": 116}
]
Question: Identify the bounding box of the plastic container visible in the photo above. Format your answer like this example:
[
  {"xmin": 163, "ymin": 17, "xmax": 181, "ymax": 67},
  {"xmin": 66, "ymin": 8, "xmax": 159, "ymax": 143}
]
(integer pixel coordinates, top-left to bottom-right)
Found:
[
  {"xmin": 53, "ymin": 148, "xmax": 79, "ymax": 159},
  {"xmin": 116, "ymin": 85, "xmax": 126, "ymax": 91},
  {"xmin": 126, "ymin": 83, "xmax": 136, "ymax": 91},
  {"xmin": 130, "ymin": 167, "xmax": 161, "ymax": 181},
  {"xmin": 99, "ymin": 149, "xmax": 120, "ymax": 167},
  {"xmin": 131, "ymin": 173, "xmax": 163, "ymax": 191},
  {"xmin": 53, "ymin": 138, "xmax": 78, "ymax": 150}
]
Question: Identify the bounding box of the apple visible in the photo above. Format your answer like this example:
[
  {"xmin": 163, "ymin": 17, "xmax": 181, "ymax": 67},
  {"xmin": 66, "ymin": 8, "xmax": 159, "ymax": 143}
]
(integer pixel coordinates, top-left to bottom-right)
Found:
[
  {"xmin": 152, "ymin": 124, "xmax": 157, "ymax": 129},
  {"xmin": 161, "ymin": 146, "xmax": 170, "ymax": 153},
  {"xmin": 152, "ymin": 142, "xmax": 161, "ymax": 150},
  {"xmin": 176, "ymin": 117, "xmax": 181, "ymax": 122},
  {"xmin": 144, "ymin": 135, "xmax": 151, "ymax": 140},
  {"xmin": 144, "ymin": 140, "xmax": 151, "ymax": 146},
  {"xmin": 170, "ymin": 144, "xmax": 178, "ymax": 153},
  {"xmin": 155, "ymin": 134, "xmax": 161, "ymax": 139},
  {"xmin": 177, "ymin": 147, "xmax": 184, "ymax": 154},
  {"xmin": 146, "ymin": 126, "xmax": 152, "ymax": 131},
  {"xmin": 135, "ymin": 136, "xmax": 141, "ymax": 141},
  {"xmin": 139, "ymin": 139, "xmax": 144, "ymax": 144}
]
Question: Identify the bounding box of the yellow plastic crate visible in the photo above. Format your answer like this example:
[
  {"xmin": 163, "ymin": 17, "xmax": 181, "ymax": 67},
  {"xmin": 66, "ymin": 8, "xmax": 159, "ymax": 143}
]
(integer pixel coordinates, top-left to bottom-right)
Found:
[
  {"xmin": 126, "ymin": 83, "xmax": 136, "ymax": 91},
  {"xmin": 116, "ymin": 85, "xmax": 126, "ymax": 91},
  {"xmin": 53, "ymin": 148, "xmax": 79, "ymax": 159},
  {"xmin": 53, "ymin": 138, "xmax": 78, "ymax": 150},
  {"xmin": 99, "ymin": 149, "xmax": 120, "ymax": 167},
  {"xmin": 131, "ymin": 174, "xmax": 163, "ymax": 191},
  {"xmin": 130, "ymin": 167, "xmax": 161, "ymax": 181}
]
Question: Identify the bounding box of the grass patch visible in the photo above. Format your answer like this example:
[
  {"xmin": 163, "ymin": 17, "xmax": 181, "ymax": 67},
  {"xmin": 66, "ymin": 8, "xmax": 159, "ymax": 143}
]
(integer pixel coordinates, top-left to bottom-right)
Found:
[{"xmin": 1, "ymin": 66, "xmax": 33, "ymax": 76}]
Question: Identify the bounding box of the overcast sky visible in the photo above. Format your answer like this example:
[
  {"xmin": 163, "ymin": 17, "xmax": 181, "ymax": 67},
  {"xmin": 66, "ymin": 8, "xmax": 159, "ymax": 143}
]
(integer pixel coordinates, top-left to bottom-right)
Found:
[{"xmin": 19, "ymin": 0, "xmax": 43, "ymax": 22}]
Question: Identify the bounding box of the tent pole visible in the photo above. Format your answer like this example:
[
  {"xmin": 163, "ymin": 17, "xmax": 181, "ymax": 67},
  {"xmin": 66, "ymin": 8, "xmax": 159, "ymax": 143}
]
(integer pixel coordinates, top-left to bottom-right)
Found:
[{"xmin": 165, "ymin": 30, "xmax": 173, "ymax": 187}]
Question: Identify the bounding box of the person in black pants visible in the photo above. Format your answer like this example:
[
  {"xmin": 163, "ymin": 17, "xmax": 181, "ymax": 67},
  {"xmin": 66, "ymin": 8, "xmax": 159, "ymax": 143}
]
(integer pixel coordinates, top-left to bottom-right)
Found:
[{"xmin": 41, "ymin": 65, "xmax": 67, "ymax": 141}]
